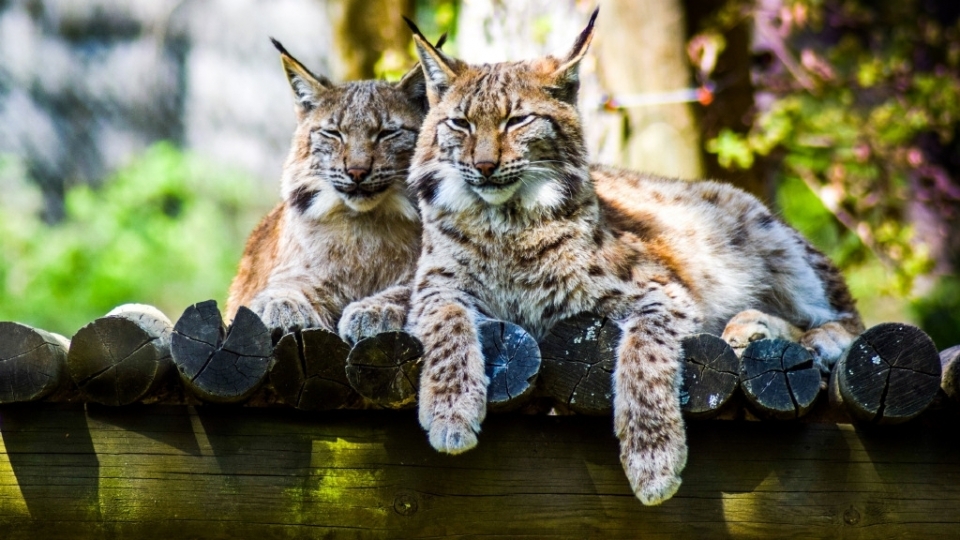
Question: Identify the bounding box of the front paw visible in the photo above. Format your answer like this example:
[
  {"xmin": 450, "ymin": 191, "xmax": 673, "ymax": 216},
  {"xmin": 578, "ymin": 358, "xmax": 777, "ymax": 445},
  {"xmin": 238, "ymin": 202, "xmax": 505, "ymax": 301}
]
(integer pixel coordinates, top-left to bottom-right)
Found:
[
  {"xmin": 722, "ymin": 309, "xmax": 801, "ymax": 356},
  {"xmin": 250, "ymin": 292, "xmax": 323, "ymax": 335},
  {"xmin": 419, "ymin": 385, "xmax": 486, "ymax": 455},
  {"xmin": 620, "ymin": 436, "xmax": 687, "ymax": 506},
  {"xmin": 338, "ymin": 301, "xmax": 406, "ymax": 345}
]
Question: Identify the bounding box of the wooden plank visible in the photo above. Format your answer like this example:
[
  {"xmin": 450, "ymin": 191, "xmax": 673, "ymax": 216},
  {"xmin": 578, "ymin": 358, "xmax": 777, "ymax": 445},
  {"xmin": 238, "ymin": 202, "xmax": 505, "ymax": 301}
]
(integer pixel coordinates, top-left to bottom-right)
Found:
[{"xmin": 1, "ymin": 404, "xmax": 959, "ymax": 538}]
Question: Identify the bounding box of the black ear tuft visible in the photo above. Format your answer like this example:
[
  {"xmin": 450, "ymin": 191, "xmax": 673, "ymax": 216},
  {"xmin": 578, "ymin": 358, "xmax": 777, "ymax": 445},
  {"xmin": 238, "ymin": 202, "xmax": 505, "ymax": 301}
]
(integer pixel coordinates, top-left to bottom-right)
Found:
[{"xmin": 270, "ymin": 37, "xmax": 290, "ymax": 56}]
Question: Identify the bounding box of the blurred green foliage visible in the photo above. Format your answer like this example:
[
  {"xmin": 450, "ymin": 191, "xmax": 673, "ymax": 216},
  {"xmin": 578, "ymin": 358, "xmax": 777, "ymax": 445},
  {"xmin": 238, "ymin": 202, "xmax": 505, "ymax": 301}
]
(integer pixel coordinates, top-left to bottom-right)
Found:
[
  {"xmin": 702, "ymin": 0, "xmax": 960, "ymax": 345},
  {"xmin": 0, "ymin": 143, "xmax": 274, "ymax": 336}
]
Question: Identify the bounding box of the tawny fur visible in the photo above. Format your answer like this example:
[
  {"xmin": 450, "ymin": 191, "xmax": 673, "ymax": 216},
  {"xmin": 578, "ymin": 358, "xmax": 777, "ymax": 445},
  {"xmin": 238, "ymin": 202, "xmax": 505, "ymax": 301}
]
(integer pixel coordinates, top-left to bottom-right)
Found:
[
  {"xmin": 405, "ymin": 11, "xmax": 863, "ymax": 506},
  {"xmin": 225, "ymin": 40, "xmax": 426, "ymax": 343}
]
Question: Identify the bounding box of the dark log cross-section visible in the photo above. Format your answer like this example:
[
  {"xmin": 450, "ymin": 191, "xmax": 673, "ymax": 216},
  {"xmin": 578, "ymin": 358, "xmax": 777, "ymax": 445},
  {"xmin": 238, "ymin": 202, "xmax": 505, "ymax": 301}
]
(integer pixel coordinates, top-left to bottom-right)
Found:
[
  {"xmin": 739, "ymin": 339, "xmax": 821, "ymax": 420},
  {"xmin": 66, "ymin": 304, "xmax": 173, "ymax": 406},
  {"xmin": 170, "ymin": 300, "xmax": 272, "ymax": 403},
  {"xmin": 271, "ymin": 328, "xmax": 358, "ymax": 410},
  {"xmin": 679, "ymin": 333, "xmax": 739, "ymax": 418},
  {"xmin": 832, "ymin": 323, "xmax": 941, "ymax": 424},
  {"xmin": 478, "ymin": 319, "xmax": 541, "ymax": 411},
  {"xmin": 0, "ymin": 322, "xmax": 69, "ymax": 403},
  {"xmin": 345, "ymin": 331, "xmax": 422, "ymax": 409},
  {"xmin": 538, "ymin": 313, "xmax": 618, "ymax": 415}
]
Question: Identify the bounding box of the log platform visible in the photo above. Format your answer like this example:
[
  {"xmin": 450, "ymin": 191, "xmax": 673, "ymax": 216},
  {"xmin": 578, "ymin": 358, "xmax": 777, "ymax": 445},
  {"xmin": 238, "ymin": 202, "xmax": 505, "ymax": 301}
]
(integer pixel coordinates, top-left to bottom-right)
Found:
[
  {"xmin": 1, "ymin": 304, "xmax": 959, "ymax": 538},
  {"xmin": 1, "ymin": 403, "xmax": 959, "ymax": 538}
]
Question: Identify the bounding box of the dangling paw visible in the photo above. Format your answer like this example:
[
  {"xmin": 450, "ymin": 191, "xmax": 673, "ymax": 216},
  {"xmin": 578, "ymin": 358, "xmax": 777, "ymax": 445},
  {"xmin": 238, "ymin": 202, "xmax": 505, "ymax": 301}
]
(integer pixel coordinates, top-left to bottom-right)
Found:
[
  {"xmin": 419, "ymin": 379, "xmax": 487, "ymax": 455},
  {"xmin": 619, "ymin": 434, "xmax": 687, "ymax": 505},
  {"xmin": 721, "ymin": 309, "xmax": 802, "ymax": 356}
]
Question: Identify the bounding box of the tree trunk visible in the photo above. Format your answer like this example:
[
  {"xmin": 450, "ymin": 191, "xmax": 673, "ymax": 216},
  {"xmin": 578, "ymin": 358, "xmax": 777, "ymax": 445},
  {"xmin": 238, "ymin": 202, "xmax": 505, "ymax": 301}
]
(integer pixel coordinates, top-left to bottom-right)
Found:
[{"xmin": 327, "ymin": 0, "xmax": 416, "ymax": 80}]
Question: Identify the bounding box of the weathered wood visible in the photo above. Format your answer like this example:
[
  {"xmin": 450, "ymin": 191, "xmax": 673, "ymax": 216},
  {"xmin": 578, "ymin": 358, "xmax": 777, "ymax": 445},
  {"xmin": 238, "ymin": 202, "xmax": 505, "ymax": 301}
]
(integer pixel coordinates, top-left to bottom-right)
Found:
[
  {"xmin": 740, "ymin": 339, "xmax": 821, "ymax": 420},
  {"xmin": 835, "ymin": 323, "xmax": 941, "ymax": 424},
  {"xmin": 680, "ymin": 333, "xmax": 739, "ymax": 418},
  {"xmin": 344, "ymin": 331, "xmax": 421, "ymax": 409},
  {"xmin": 1, "ymin": 403, "xmax": 960, "ymax": 539},
  {"xmin": 939, "ymin": 344, "xmax": 960, "ymax": 402},
  {"xmin": 538, "ymin": 313, "xmax": 617, "ymax": 415},
  {"xmin": 478, "ymin": 319, "xmax": 541, "ymax": 411},
  {"xmin": 171, "ymin": 300, "xmax": 272, "ymax": 403},
  {"xmin": 0, "ymin": 322, "xmax": 69, "ymax": 403},
  {"xmin": 346, "ymin": 332, "xmax": 423, "ymax": 409},
  {"xmin": 271, "ymin": 328, "xmax": 359, "ymax": 410},
  {"xmin": 66, "ymin": 304, "xmax": 173, "ymax": 406}
]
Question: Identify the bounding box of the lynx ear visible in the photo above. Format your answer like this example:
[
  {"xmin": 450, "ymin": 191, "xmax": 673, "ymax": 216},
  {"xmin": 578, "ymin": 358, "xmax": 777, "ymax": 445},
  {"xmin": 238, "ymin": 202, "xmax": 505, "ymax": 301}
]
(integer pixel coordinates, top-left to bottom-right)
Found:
[
  {"xmin": 546, "ymin": 8, "xmax": 598, "ymax": 104},
  {"xmin": 403, "ymin": 17, "xmax": 463, "ymax": 106},
  {"xmin": 271, "ymin": 38, "xmax": 332, "ymax": 115},
  {"xmin": 396, "ymin": 33, "xmax": 448, "ymax": 113}
]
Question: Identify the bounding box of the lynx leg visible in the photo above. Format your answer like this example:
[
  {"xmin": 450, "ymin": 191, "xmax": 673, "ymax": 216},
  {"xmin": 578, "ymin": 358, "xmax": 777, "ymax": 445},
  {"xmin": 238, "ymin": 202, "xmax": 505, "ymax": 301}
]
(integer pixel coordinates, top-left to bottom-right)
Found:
[
  {"xmin": 722, "ymin": 309, "xmax": 803, "ymax": 356},
  {"xmin": 612, "ymin": 289, "xmax": 696, "ymax": 506},
  {"xmin": 414, "ymin": 300, "xmax": 488, "ymax": 454}
]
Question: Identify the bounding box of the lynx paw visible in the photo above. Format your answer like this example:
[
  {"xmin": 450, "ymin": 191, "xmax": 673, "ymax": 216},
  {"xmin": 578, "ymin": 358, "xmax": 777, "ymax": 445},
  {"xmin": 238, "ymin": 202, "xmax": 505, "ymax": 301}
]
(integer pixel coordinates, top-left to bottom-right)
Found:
[
  {"xmin": 620, "ymin": 439, "xmax": 687, "ymax": 506},
  {"xmin": 722, "ymin": 309, "xmax": 802, "ymax": 356},
  {"xmin": 338, "ymin": 300, "xmax": 406, "ymax": 345},
  {"xmin": 419, "ymin": 385, "xmax": 486, "ymax": 455},
  {"xmin": 800, "ymin": 322, "xmax": 855, "ymax": 373},
  {"xmin": 249, "ymin": 292, "xmax": 323, "ymax": 335}
]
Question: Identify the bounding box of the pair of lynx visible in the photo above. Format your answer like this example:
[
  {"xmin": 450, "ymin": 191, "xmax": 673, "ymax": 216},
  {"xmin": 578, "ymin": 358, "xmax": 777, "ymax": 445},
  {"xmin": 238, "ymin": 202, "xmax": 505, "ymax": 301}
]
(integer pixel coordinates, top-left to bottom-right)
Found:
[{"xmin": 227, "ymin": 10, "xmax": 863, "ymax": 505}]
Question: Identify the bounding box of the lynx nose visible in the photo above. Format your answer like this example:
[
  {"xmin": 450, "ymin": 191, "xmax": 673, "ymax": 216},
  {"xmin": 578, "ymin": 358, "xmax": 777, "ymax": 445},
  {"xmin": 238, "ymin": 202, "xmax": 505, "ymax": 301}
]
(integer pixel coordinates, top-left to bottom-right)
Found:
[
  {"xmin": 474, "ymin": 161, "xmax": 497, "ymax": 179},
  {"xmin": 346, "ymin": 167, "xmax": 370, "ymax": 183}
]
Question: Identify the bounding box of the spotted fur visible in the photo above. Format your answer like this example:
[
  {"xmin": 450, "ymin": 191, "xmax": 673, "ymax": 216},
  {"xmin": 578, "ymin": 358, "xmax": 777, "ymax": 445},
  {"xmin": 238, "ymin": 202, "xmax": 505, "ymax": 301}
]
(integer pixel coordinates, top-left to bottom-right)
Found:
[
  {"xmin": 226, "ymin": 39, "xmax": 429, "ymax": 343},
  {"xmin": 405, "ymin": 11, "xmax": 863, "ymax": 506}
]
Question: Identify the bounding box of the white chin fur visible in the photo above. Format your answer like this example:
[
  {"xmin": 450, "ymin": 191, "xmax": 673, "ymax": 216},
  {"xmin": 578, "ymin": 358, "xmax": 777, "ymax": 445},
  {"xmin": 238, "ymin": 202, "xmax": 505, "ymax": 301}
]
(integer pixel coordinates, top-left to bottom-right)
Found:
[{"xmin": 472, "ymin": 182, "xmax": 523, "ymax": 205}]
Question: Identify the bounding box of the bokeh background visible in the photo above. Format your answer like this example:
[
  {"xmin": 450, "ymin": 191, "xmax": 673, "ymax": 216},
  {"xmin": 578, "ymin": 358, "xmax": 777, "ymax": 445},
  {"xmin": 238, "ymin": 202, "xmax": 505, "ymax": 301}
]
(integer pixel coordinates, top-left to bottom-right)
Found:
[{"xmin": 1, "ymin": 0, "xmax": 957, "ymax": 347}]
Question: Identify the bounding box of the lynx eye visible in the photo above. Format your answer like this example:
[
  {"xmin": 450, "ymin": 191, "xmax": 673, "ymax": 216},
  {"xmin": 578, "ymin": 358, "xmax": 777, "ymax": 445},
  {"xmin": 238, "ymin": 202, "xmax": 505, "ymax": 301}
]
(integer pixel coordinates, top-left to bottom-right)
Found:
[
  {"xmin": 505, "ymin": 115, "xmax": 534, "ymax": 130},
  {"xmin": 377, "ymin": 128, "xmax": 402, "ymax": 142},
  {"xmin": 318, "ymin": 128, "xmax": 342, "ymax": 141},
  {"xmin": 446, "ymin": 118, "xmax": 471, "ymax": 131}
]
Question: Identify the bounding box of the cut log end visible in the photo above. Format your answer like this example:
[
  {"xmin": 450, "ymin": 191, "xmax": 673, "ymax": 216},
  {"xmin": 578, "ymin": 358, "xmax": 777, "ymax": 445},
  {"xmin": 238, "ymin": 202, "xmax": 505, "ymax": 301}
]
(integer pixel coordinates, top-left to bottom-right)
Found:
[
  {"xmin": 66, "ymin": 304, "xmax": 174, "ymax": 406},
  {"xmin": 836, "ymin": 323, "xmax": 941, "ymax": 424},
  {"xmin": 680, "ymin": 333, "xmax": 739, "ymax": 418},
  {"xmin": 272, "ymin": 327, "xmax": 357, "ymax": 410},
  {"xmin": 739, "ymin": 339, "xmax": 821, "ymax": 420},
  {"xmin": 345, "ymin": 331, "xmax": 422, "ymax": 409},
  {"xmin": 479, "ymin": 319, "xmax": 541, "ymax": 411},
  {"xmin": 171, "ymin": 301, "xmax": 272, "ymax": 404},
  {"xmin": 539, "ymin": 313, "xmax": 618, "ymax": 415},
  {"xmin": 0, "ymin": 322, "xmax": 68, "ymax": 403}
]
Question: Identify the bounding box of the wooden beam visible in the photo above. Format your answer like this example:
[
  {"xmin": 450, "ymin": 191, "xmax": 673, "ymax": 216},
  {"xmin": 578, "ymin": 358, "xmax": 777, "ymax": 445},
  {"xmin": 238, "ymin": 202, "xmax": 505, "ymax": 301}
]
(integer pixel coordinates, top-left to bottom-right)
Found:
[{"xmin": 1, "ymin": 403, "xmax": 959, "ymax": 538}]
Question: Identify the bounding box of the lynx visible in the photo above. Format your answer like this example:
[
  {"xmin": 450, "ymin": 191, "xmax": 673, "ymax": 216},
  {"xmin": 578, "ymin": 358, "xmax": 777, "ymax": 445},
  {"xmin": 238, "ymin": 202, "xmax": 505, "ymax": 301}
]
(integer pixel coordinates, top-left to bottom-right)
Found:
[
  {"xmin": 404, "ymin": 11, "xmax": 863, "ymax": 506},
  {"xmin": 226, "ymin": 38, "xmax": 436, "ymax": 343}
]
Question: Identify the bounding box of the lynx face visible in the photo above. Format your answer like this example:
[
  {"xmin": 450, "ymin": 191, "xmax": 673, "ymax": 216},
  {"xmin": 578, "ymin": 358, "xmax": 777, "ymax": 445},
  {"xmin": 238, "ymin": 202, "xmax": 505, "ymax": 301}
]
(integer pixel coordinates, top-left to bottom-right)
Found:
[
  {"xmin": 278, "ymin": 41, "xmax": 426, "ymax": 219},
  {"xmin": 410, "ymin": 48, "xmax": 589, "ymax": 216}
]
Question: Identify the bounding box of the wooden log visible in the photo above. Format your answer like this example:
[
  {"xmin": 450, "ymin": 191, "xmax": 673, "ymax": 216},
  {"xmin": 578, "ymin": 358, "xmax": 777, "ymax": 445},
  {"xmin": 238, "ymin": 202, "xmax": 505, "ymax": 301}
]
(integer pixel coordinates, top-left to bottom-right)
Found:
[
  {"xmin": 939, "ymin": 344, "xmax": 960, "ymax": 402},
  {"xmin": 344, "ymin": 331, "xmax": 422, "ymax": 409},
  {"xmin": 538, "ymin": 313, "xmax": 617, "ymax": 415},
  {"xmin": 271, "ymin": 328, "xmax": 358, "ymax": 410},
  {"xmin": 478, "ymin": 319, "xmax": 541, "ymax": 411},
  {"xmin": 679, "ymin": 333, "xmax": 739, "ymax": 418},
  {"xmin": 0, "ymin": 322, "xmax": 69, "ymax": 403},
  {"xmin": 66, "ymin": 304, "xmax": 173, "ymax": 406},
  {"xmin": 2, "ymin": 403, "xmax": 960, "ymax": 538},
  {"xmin": 171, "ymin": 300, "xmax": 272, "ymax": 404},
  {"xmin": 739, "ymin": 339, "xmax": 821, "ymax": 420},
  {"xmin": 834, "ymin": 323, "xmax": 941, "ymax": 424}
]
